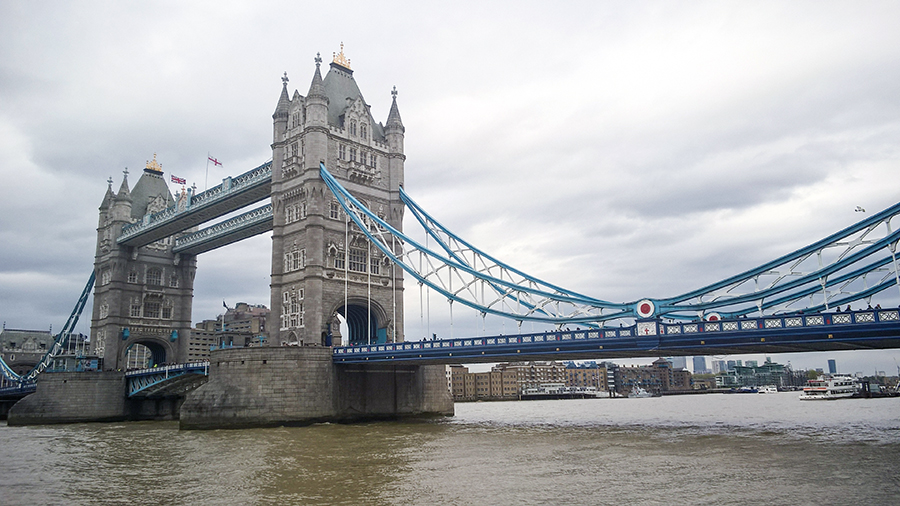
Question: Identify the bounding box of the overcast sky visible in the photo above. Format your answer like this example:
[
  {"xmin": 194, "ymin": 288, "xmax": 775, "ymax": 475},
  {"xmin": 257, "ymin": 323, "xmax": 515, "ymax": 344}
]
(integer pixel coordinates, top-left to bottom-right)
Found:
[{"xmin": 2, "ymin": 1, "xmax": 900, "ymax": 375}]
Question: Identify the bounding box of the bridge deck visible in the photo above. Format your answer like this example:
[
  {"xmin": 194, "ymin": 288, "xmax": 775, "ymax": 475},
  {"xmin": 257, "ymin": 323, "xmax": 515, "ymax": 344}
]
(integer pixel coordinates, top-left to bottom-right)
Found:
[{"xmin": 333, "ymin": 309, "xmax": 900, "ymax": 365}]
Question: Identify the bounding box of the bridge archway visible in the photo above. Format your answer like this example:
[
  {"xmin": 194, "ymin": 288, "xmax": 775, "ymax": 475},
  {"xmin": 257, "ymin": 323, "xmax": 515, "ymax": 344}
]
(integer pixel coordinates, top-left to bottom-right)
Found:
[
  {"xmin": 120, "ymin": 338, "xmax": 172, "ymax": 370},
  {"xmin": 333, "ymin": 299, "xmax": 388, "ymax": 346}
]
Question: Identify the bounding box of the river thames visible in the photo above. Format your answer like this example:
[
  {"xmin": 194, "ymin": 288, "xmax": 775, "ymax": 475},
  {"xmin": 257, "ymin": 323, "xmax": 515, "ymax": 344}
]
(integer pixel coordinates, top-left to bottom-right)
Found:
[{"xmin": 1, "ymin": 392, "xmax": 898, "ymax": 505}]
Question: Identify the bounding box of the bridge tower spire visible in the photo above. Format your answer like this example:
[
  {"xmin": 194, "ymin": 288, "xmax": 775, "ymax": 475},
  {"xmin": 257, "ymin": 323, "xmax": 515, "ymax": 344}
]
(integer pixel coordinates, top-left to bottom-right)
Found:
[
  {"xmin": 90, "ymin": 159, "xmax": 197, "ymax": 370},
  {"xmin": 268, "ymin": 47, "xmax": 405, "ymax": 347}
]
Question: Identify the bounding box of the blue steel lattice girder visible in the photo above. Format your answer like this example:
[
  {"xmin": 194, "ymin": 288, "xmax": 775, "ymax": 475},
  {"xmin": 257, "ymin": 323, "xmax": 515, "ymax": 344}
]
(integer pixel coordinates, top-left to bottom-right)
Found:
[
  {"xmin": 320, "ymin": 164, "xmax": 631, "ymax": 325},
  {"xmin": 654, "ymin": 213, "xmax": 900, "ymax": 317},
  {"xmin": 322, "ymin": 162, "xmax": 900, "ymax": 323},
  {"xmin": 0, "ymin": 272, "xmax": 95, "ymax": 384},
  {"xmin": 400, "ymin": 186, "xmax": 624, "ymax": 308},
  {"xmin": 657, "ymin": 231, "xmax": 900, "ymax": 315}
]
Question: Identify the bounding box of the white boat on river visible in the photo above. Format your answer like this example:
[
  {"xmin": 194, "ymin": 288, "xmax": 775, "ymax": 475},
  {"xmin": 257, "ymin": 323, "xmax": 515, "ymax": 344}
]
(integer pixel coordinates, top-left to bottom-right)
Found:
[{"xmin": 799, "ymin": 375, "xmax": 860, "ymax": 400}]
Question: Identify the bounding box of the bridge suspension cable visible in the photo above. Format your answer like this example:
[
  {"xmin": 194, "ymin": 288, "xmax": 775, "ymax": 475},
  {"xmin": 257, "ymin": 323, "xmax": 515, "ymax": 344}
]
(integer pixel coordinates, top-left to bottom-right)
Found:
[
  {"xmin": 656, "ymin": 202, "xmax": 900, "ymax": 319},
  {"xmin": 321, "ymin": 162, "xmax": 900, "ymax": 325},
  {"xmin": 321, "ymin": 163, "xmax": 630, "ymax": 327},
  {"xmin": 0, "ymin": 272, "xmax": 95, "ymax": 385}
]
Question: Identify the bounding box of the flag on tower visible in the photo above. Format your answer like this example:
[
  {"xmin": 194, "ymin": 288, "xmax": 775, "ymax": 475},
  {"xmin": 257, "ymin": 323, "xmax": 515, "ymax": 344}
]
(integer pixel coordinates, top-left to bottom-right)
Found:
[
  {"xmin": 208, "ymin": 156, "xmax": 222, "ymax": 166},
  {"xmin": 171, "ymin": 175, "xmax": 187, "ymax": 185}
]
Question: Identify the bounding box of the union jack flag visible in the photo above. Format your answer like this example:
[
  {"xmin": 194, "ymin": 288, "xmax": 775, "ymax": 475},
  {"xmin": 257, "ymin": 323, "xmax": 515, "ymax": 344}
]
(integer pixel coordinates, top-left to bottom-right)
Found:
[{"xmin": 171, "ymin": 175, "xmax": 187, "ymax": 185}]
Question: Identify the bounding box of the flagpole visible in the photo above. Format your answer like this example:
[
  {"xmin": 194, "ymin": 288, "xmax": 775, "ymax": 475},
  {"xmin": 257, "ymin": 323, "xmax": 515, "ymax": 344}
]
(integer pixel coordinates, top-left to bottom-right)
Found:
[{"xmin": 205, "ymin": 152, "xmax": 210, "ymax": 191}]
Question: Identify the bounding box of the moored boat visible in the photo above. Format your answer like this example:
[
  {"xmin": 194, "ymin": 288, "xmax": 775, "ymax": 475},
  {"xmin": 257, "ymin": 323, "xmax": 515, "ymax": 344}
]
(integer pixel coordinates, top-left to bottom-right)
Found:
[
  {"xmin": 799, "ymin": 375, "xmax": 860, "ymax": 400},
  {"xmin": 758, "ymin": 385, "xmax": 778, "ymax": 394},
  {"xmin": 629, "ymin": 386, "xmax": 653, "ymax": 398}
]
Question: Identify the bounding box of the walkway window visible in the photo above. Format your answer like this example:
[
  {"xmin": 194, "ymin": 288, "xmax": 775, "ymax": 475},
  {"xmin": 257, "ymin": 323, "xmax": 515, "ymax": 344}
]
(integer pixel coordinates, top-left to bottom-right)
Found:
[
  {"xmin": 370, "ymin": 256, "xmax": 380, "ymax": 275},
  {"xmin": 128, "ymin": 271, "xmax": 138, "ymax": 283},
  {"xmin": 162, "ymin": 306, "xmax": 172, "ymax": 319},
  {"xmin": 130, "ymin": 303, "xmax": 142, "ymax": 318},
  {"xmin": 360, "ymin": 124, "xmax": 367, "ymax": 140},
  {"xmin": 339, "ymin": 144, "xmax": 346, "ymax": 160},
  {"xmin": 350, "ymin": 119, "xmax": 357, "ymax": 136},
  {"xmin": 169, "ymin": 275, "xmax": 178, "ymax": 288},
  {"xmin": 349, "ymin": 148, "xmax": 357, "ymax": 163}
]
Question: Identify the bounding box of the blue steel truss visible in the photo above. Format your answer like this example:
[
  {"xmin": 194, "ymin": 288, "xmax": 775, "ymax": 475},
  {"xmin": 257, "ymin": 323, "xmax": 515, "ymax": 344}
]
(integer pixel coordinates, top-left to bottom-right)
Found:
[
  {"xmin": 125, "ymin": 362, "xmax": 209, "ymax": 397},
  {"xmin": 0, "ymin": 272, "xmax": 95, "ymax": 385},
  {"xmin": 320, "ymin": 163, "xmax": 900, "ymax": 326}
]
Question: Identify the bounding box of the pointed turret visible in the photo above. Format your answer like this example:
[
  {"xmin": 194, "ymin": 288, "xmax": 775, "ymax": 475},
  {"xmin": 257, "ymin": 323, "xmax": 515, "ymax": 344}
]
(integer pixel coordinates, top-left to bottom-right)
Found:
[
  {"xmin": 116, "ymin": 169, "xmax": 132, "ymax": 202},
  {"xmin": 99, "ymin": 176, "xmax": 115, "ymax": 211},
  {"xmin": 385, "ymin": 86, "xmax": 405, "ymax": 133},
  {"xmin": 305, "ymin": 53, "xmax": 329, "ymax": 130},
  {"xmin": 110, "ymin": 168, "xmax": 133, "ymax": 224},
  {"xmin": 273, "ymin": 71, "xmax": 291, "ymax": 122},
  {"xmin": 384, "ymin": 86, "xmax": 405, "ymax": 157},
  {"xmin": 307, "ymin": 56, "xmax": 327, "ymax": 100}
]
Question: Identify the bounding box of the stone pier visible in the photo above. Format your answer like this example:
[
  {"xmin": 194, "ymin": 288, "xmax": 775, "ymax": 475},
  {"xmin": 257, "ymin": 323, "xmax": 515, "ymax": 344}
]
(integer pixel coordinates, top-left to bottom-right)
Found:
[
  {"xmin": 179, "ymin": 346, "xmax": 453, "ymax": 430},
  {"xmin": 7, "ymin": 371, "xmax": 127, "ymax": 425}
]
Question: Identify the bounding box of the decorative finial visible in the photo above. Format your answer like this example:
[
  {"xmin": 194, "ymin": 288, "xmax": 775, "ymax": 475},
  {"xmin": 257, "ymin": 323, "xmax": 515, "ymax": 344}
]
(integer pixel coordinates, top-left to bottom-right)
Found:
[
  {"xmin": 332, "ymin": 42, "xmax": 351, "ymax": 70},
  {"xmin": 107, "ymin": 176, "xmax": 114, "ymax": 187},
  {"xmin": 391, "ymin": 86, "xmax": 398, "ymax": 99},
  {"xmin": 315, "ymin": 52, "xmax": 322, "ymax": 67},
  {"xmin": 282, "ymin": 72, "xmax": 289, "ymax": 86},
  {"xmin": 123, "ymin": 167, "xmax": 129, "ymax": 178},
  {"xmin": 145, "ymin": 153, "xmax": 163, "ymax": 174}
]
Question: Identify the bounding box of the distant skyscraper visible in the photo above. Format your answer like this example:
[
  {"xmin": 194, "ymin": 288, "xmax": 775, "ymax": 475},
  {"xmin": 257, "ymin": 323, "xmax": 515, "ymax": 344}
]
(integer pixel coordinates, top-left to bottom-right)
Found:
[
  {"xmin": 713, "ymin": 360, "xmax": 727, "ymax": 374},
  {"xmin": 828, "ymin": 359, "xmax": 837, "ymax": 374},
  {"xmin": 745, "ymin": 360, "xmax": 758, "ymax": 368},
  {"xmin": 668, "ymin": 356, "xmax": 687, "ymax": 369},
  {"xmin": 693, "ymin": 356, "xmax": 707, "ymax": 373},
  {"xmin": 726, "ymin": 360, "xmax": 736, "ymax": 371}
]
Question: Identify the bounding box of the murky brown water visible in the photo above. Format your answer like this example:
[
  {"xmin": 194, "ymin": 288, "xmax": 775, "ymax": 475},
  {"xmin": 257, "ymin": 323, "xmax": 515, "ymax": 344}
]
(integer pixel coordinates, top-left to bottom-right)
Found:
[{"xmin": 2, "ymin": 393, "xmax": 899, "ymax": 505}]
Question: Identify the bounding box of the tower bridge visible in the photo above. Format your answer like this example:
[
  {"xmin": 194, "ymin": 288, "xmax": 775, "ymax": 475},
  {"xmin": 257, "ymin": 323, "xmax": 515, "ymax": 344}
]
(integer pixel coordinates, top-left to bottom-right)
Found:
[{"xmin": 4, "ymin": 46, "xmax": 900, "ymax": 428}]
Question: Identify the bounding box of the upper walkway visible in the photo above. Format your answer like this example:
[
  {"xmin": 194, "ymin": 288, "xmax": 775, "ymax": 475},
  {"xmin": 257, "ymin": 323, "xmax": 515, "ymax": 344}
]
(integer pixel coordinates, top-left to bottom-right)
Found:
[
  {"xmin": 332, "ymin": 307, "xmax": 900, "ymax": 365},
  {"xmin": 117, "ymin": 161, "xmax": 272, "ymax": 248}
]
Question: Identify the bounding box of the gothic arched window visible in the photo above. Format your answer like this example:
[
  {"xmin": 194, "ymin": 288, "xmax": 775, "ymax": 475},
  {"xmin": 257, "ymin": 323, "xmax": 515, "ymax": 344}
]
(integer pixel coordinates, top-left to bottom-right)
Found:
[{"xmin": 147, "ymin": 268, "xmax": 162, "ymax": 286}]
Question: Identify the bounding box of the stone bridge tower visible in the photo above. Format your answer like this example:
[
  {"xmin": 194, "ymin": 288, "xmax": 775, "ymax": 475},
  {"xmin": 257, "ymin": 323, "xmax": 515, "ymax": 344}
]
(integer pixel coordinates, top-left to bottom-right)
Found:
[
  {"xmin": 91, "ymin": 156, "xmax": 197, "ymax": 370},
  {"xmin": 270, "ymin": 47, "xmax": 406, "ymax": 346}
]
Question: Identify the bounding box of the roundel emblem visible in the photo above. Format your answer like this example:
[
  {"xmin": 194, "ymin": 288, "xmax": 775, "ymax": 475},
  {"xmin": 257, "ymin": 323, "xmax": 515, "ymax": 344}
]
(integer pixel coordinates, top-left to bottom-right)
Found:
[
  {"xmin": 706, "ymin": 313, "xmax": 721, "ymax": 321},
  {"xmin": 636, "ymin": 299, "xmax": 655, "ymax": 318}
]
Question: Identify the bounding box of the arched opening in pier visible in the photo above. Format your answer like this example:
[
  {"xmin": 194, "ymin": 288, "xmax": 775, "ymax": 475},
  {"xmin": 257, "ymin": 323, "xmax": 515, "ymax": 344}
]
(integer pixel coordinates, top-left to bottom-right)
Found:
[
  {"xmin": 123, "ymin": 341, "xmax": 168, "ymax": 370},
  {"xmin": 336, "ymin": 301, "xmax": 385, "ymax": 346}
]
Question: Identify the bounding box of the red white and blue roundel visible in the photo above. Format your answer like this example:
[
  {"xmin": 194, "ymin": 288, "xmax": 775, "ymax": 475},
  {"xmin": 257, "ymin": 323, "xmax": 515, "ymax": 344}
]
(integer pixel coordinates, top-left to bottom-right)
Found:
[
  {"xmin": 706, "ymin": 312, "xmax": 721, "ymax": 321},
  {"xmin": 636, "ymin": 299, "xmax": 655, "ymax": 318}
]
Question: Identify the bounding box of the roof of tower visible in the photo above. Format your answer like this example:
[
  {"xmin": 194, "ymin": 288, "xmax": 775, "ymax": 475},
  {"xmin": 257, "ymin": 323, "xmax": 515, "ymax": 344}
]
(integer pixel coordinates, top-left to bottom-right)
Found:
[
  {"xmin": 130, "ymin": 155, "xmax": 174, "ymax": 219},
  {"xmin": 322, "ymin": 62, "xmax": 386, "ymax": 141}
]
